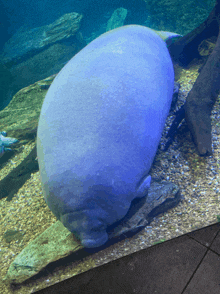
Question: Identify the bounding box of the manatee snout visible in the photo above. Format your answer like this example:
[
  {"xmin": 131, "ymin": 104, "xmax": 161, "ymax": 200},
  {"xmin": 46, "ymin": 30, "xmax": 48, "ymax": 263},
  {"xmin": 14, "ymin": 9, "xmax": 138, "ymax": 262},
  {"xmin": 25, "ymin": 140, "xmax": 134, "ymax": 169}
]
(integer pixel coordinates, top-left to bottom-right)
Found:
[{"xmin": 61, "ymin": 211, "xmax": 109, "ymax": 248}]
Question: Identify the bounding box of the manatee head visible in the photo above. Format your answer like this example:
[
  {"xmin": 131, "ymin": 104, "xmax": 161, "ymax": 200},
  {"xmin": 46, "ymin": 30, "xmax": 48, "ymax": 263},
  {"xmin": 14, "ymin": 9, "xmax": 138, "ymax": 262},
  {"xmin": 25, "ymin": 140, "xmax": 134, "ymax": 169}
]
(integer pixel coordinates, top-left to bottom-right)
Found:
[
  {"xmin": 42, "ymin": 170, "xmax": 152, "ymax": 248},
  {"xmin": 61, "ymin": 210, "xmax": 109, "ymax": 248}
]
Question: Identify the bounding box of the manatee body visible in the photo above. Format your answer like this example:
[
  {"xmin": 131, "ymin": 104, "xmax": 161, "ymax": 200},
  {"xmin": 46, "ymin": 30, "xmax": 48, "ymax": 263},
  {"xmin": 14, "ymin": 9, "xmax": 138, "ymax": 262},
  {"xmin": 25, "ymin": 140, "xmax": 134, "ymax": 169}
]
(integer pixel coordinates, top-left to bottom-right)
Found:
[{"xmin": 37, "ymin": 25, "xmax": 174, "ymax": 248}]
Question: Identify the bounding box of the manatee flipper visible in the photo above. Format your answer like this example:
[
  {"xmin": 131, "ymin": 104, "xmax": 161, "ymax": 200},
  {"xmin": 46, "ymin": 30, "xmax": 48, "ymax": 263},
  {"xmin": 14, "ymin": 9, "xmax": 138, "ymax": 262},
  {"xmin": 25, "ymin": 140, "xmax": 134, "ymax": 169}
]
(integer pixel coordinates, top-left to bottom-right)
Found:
[{"xmin": 136, "ymin": 175, "xmax": 151, "ymax": 197}]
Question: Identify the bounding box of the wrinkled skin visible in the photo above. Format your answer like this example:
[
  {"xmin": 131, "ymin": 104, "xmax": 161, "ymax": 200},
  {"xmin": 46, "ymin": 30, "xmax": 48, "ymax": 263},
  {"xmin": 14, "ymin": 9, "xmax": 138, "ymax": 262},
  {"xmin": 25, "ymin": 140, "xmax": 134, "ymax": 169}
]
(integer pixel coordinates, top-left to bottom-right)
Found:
[{"xmin": 37, "ymin": 25, "xmax": 174, "ymax": 248}]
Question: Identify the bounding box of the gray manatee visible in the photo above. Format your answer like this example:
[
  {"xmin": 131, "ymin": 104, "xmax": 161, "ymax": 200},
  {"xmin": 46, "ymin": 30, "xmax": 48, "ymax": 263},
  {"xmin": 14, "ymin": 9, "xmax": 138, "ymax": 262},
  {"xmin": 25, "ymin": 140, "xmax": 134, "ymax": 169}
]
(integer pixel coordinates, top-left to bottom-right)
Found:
[{"xmin": 37, "ymin": 25, "xmax": 174, "ymax": 248}]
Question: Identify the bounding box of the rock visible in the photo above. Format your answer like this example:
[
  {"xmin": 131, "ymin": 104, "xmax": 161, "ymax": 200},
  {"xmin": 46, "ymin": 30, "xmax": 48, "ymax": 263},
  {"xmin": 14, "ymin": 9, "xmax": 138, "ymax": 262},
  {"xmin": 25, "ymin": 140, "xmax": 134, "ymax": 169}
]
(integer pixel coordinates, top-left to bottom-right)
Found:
[
  {"xmin": 106, "ymin": 7, "xmax": 128, "ymax": 32},
  {"xmin": 3, "ymin": 221, "xmax": 82, "ymax": 285},
  {"xmin": 108, "ymin": 180, "xmax": 180, "ymax": 239},
  {"xmin": 1, "ymin": 12, "xmax": 84, "ymax": 66},
  {"xmin": 4, "ymin": 180, "xmax": 180, "ymax": 284},
  {"xmin": 9, "ymin": 41, "xmax": 85, "ymax": 98},
  {"xmin": 0, "ymin": 12, "xmax": 86, "ymax": 111}
]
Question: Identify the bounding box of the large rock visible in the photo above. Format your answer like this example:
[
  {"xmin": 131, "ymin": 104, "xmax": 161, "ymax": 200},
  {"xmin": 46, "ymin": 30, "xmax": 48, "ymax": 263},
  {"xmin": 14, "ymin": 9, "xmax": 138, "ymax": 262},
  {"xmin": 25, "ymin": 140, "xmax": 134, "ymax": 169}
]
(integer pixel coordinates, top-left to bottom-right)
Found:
[
  {"xmin": 106, "ymin": 7, "xmax": 128, "ymax": 31},
  {"xmin": 3, "ymin": 221, "xmax": 81, "ymax": 285},
  {"xmin": 0, "ymin": 12, "xmax": 86, "ymax": 110},
  {"xmin": 8, "ymin": 40, "xmax": 85, "ymax": 100},
  {"xmin": 108, "ymin": 180, "xmax": 181, "ymax": 239},
  {"xmin": 1, "ymin": 12, "xmax": 84, "ymax": 66}
]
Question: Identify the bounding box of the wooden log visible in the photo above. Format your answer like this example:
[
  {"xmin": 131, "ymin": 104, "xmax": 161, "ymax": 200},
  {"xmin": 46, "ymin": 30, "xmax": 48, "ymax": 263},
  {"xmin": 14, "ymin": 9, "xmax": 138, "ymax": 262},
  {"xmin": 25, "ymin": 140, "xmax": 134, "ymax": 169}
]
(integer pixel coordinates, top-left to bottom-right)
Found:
[
  {"xmin": 168, "ymin": 1, "xmax": 219, "ymax": 67},
  {"xmin": 167, "ymin": 1, "xmax": 220, "ymax": 156}
]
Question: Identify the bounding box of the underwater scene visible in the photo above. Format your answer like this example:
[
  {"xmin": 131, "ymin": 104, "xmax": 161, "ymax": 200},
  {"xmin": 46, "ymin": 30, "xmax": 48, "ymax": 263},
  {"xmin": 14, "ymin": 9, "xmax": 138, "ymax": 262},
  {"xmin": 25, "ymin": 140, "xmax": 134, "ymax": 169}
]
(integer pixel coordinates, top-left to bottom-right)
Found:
[{"xmin": 0, "ymin": 0, "xmax": 219, "ymax": 292}]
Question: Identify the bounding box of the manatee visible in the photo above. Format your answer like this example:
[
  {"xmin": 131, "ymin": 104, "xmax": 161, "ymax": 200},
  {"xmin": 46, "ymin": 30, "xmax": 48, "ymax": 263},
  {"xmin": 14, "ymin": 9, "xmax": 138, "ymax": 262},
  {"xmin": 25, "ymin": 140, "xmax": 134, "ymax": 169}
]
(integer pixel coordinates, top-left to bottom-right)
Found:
[{"xmin": 37, "ymin": 25, "xmax": 174, "ymax": 248}]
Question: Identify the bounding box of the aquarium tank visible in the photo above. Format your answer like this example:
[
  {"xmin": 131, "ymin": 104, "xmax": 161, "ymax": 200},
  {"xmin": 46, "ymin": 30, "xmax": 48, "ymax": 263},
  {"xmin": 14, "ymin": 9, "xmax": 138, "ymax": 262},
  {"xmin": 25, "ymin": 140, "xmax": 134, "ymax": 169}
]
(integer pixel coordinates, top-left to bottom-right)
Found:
[{"xmin": 0, "ymin": 0, "xmax": 218, "ymax": 293}]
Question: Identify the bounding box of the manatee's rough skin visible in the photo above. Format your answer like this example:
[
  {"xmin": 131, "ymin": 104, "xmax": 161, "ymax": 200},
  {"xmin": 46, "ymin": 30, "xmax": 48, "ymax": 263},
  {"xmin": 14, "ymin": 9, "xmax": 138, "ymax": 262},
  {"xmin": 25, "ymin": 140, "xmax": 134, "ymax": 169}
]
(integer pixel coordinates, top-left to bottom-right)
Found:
[
  {"xmin": 0, "ymin": 131, "xmax": 18, "ymax": 157},
  {"xmin": 37, "ymin": 25, "xmax": 174, "ymax": 248}
]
